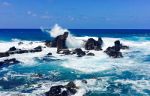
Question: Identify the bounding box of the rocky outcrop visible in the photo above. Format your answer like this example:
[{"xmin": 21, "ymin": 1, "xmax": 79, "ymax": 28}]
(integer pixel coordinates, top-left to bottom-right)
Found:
[
  {"xmin": 74, "ymin": 48, "xmax": 86, "ymax": 57},
  {"xmin": 0, "ymin": 46, "xmax": 43, "ymax": 58},
  {"xmin": 95, "ymin": 37, "xmax": 103, "ymax": 51},
  {"xmin": 87, "ymin": 52, "xmax": 95, "ymax": 56},
  {"xmin": 51, "ymin": 32, "xmax": 69, "ymax": 53},
  {"xmin": 85, "ymin": 37, "xmax": 103, "ymax": 50},
  {"xmin": 104, "ymin": 40, "xmax": 129, "ymax": 58},
  {"xmin": 30, "ymin": 46, "xmax": 42, "ymax": 53},
  {"xmin": 47, "ymin": 52, "xmax": 52, "ymax": 56},
  {"xmin": 0, "ymin": 52, "xmax": 9, "ymax": 58},
  {"xmin": 104, "ymin": 47, "xmax": 123, "ymax": 58},
  {"xmin": 45, "ymin": 81, "xmax": 78, "ymax": 96},
  {"xmin": 114, "ymin": 40, "xmax": 129, "ymax": 50},
  {"xmin": 62, "ymin": 49, "xmax": 71, "ymax": 55}
]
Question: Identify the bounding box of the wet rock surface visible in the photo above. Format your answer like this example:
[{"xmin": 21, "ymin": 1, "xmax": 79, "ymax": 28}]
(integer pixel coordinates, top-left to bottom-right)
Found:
[
  {"xmin": 45, "ymin": 81, "xmax": 78, "ymax": 96},
  {"xmin": 85, "ymin": 37, "xmax": 103, "ymax": 50},
  {"xmin": 0, "ymin": 46, "xmax": 43, "ymax": 58},
  {"xmin": 105, "ymin": 40, "xmax": 129, "ymax": 58}
]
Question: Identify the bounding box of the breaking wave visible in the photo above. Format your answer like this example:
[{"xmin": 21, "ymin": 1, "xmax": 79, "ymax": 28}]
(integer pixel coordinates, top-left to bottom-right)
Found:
[{"xmin": 0, "ymin": 25, "xmax": 150, "ymax": 96}]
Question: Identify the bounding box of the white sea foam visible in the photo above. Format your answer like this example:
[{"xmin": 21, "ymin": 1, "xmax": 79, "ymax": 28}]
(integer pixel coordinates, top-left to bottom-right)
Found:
[
  {"xmin": 115, "ymin": 79, "xmax": 150, "ymax": 95},
  {"xmin": 43, "ymin": 24, "xmax": 85, "ymax": 48},
  {"xmin": 0, "ymin": 77, "xmax": 110, "ymax": 96},
  {"xmin": 0, "ymin": 25, "xmax": 150, "ymax": 96}
]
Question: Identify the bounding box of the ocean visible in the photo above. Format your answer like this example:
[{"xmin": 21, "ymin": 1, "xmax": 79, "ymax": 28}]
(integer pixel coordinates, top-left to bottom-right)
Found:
[{"xmin": 0, "ymin": 28, "xmax": 150, "ymax": 96}]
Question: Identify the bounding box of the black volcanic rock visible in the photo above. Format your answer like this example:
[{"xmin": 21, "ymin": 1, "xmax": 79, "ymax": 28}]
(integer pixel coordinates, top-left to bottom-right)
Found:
[
  {"xmin": 30, "ymin": 46, "xmax": 42, "ymax": 53},
  {"xmin": 85, "ymin": 37, "xmax": 103, "ymax": 50},
  {"xmin": 0, "ymin": 52, "xmax": 9, "ymax": 58},
  {"xmin": 51, "ymin": 32, "xmax": 69, "ymax": 53},
  {"xmin": 104, "ymin": 40, "xmax": 129, "ymax": 58},
  {"xmin": 8, "ymin": 46, "xmax": 17, "ymax": 51},
  {"xmin": 87, "ymin": 52, "xmax": 95, "ymax": 56},
  {"xmin": 45, "ymin": 81, "xmax": 78, "ymax": 96},
  {"xmin": 74, "ymin": 48, "xmax": 86, "ymax": 57},
  {"xmin": 0, "ymin": 46, "xmax": 43, "ymax": 58},
  {"xmin": 105, "ymin": 47, "xmax": 123, "ymax": 58},
  {"xmin": 47, "ymin": 52, "xmax": 52, "ymax": 56}
]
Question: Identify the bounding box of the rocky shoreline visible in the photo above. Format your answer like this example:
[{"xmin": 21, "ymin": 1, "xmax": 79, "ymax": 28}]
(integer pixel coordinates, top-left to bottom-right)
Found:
[{"xmin": 0, "ymin": 33, "xmax": 130, "ymax": 96}]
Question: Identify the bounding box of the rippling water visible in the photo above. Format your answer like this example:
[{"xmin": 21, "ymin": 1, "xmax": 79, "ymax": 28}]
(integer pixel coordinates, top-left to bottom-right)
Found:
[{"xmin": 0, "ymin": 29, "xmax": 150, "ymax": 96}]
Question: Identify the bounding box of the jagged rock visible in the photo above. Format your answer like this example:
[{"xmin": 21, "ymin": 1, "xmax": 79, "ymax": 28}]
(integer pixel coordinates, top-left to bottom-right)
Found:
[
  {"xmin": 30, "ymin": 46, "xmax": 42, "ymax": 53},
  {"xmin": 8, "ymin": 46, "xmax": 17, "ymax": 51},
  {"xmin": 85, "ymin": 37, "xmax": 103, "ymax": 50},
  {"xmin": 51, "ymin": 32, "xmax": 69, "ymax": 53},
  {"xmin": 62, "ymin": 49, "xmax": 71, "ymax": 55},
  {"xmin": 85, "ymin": 38, "xmax": 96, "ymax": 50},
  {"xmin": 47, "ymin": 52, "xmax": 52, "ymax": 56},
  {"xmin": 51, "ymin": 36, "xmax": 61, "ymax": 47},
  {"xmin": 95, "ymin": 37, "xmax": 103, "ymax": 50},
  {"xmin": 56, "ymin": 32, "xmax": 69, "ymax": 53},
  {"xmin": 104, "ymin": 40, "xmax": 129, "ymax": 58},
  {"xmin": 45, "ymin": 81, "xmax": 77, "ymax": 96},
  {"xmin": 87, "ymin": 52, "xmax": 95, "ymax": 56},
  {"xmin": 74, "ymin": 48, "xmax": 86, "ymax": 57},
  {"xmin": 114, "ymin": 40, "xmax": 129, "ymax": 50},
  {"xmin": 105, "ymin": 47, "xmax": 123, "ymax": 58},
  {"xmin": 0, "ymin": 52, "xmax": 9, "ymax": 58},
  {"xmin": 0, "ymin": 46, "xmax": 43, "ymax": 58}
]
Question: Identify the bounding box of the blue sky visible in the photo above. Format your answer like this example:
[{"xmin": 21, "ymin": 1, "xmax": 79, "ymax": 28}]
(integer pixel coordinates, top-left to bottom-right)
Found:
[{"xmin": 0, "ymin": 0, "xmax": 150, "ymax": 29}]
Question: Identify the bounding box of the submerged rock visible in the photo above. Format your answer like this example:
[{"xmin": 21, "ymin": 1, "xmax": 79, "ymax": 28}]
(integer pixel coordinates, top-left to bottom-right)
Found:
[{"xmin": 0, "ymin": 58, "xmax": 20, "ymax": 67}]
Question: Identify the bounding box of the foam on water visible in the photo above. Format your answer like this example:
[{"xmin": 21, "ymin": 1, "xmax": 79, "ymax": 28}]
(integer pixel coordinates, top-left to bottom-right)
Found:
[
  {"xmin": 43, "ymin": 24, "xmax": 85, "ymax": 48},
  {"xmin": 0, "ymin": 26, "xmax": 150, "ymax": 96}
]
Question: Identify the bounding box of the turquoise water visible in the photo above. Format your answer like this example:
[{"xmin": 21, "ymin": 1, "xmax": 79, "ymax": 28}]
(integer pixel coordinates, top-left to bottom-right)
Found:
[{"xmin": 0, "ymin": 29, "xmax": 150, "ymax": 96}]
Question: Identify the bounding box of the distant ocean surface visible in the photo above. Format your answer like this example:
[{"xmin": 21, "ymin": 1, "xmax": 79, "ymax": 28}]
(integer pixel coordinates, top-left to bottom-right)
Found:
[
  {"xmin": 0, "ymin": 29, "xmax": 150, "ymax": 41},
  {"xmin": 0, "ymin": 29, "xmax": 150, "ymax": 96}
]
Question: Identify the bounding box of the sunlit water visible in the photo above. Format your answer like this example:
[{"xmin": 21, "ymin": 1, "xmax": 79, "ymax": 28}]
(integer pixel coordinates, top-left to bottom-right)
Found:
[{"xmin": 0, "ymin": 28, "xmax": 150, "ymax": 96}]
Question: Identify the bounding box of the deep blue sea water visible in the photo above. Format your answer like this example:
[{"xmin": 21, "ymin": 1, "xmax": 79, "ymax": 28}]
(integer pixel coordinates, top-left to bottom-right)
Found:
[
  {"xmin": 0, "ymin": 29, "xmax": 150, "ymax": 41},
  {"xmin": 0, "ymin": 29, "xmax": 150, "ymax": 96}
]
